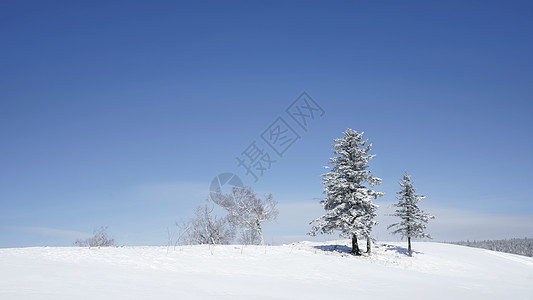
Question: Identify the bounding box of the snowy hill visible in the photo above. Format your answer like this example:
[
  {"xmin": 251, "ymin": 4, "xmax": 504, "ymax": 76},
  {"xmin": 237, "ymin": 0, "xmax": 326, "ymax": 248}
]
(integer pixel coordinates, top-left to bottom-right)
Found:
[{"xmin": 1, "ymin": 241, "xmax": 532, "ymax": 299}]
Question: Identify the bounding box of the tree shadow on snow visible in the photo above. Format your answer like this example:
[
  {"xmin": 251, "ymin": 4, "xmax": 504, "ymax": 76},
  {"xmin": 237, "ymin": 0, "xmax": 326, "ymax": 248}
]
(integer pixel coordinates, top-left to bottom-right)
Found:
[
  {"xmin": 381, "ymin": 244, "xmax": 423, "ymax": 256},
  {"xmin": 313, "ymin": 244, "xmax": 353, "ymax": 254}
]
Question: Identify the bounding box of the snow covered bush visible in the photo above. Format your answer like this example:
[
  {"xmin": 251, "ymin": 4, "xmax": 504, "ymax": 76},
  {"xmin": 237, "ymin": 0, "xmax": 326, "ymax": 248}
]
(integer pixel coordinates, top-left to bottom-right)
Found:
[
  {"xmin": 181, "ymin": 204, "xmax": 235, "ymax": 245},
  {"xmin": 74, "ymin": 226, "xmax": 115, "ymax": 247}
]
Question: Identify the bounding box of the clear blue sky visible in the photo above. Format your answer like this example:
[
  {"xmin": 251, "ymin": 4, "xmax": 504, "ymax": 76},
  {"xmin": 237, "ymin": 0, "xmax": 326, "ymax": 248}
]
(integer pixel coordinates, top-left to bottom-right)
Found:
[{"xmin": 1, "ymin": 1, "xmax": 532, "ymax": 247}]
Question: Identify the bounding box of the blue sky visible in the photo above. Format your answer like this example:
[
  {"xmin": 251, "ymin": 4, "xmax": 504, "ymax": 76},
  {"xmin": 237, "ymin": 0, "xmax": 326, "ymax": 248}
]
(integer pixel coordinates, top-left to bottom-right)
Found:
[{"xmin": 1, "ymin": 1, "xmax": 532, "ymax": 247}]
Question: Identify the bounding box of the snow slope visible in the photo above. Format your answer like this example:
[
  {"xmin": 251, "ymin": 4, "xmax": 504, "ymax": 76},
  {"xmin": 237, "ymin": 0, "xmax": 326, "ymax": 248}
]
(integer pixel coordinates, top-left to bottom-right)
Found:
[{"xmin": 1, "ymin": 241, "xmax": 532, "ymax": 299}]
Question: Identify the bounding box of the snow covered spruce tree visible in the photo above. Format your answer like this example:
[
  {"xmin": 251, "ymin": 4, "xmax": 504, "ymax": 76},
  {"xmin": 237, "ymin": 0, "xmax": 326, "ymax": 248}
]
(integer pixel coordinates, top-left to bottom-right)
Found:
[
  {"xmin": 213, "ymin": 186, "xmax": 278, "ymax": 245},
  {"xmin": 310, "ymin": 129, "xmax": 383, "ymax": 255},
  {"xmin": 388, "ymin": 172, "xmax": 434, "ymax": 257}
]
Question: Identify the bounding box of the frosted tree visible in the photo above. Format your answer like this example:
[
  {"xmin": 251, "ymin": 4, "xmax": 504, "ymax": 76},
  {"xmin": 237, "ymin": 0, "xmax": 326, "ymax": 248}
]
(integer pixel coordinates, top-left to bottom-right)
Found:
[
  {"xmin": 181, "ymin": 204, "xmax": 235, "ymax": 245},
  {"xmin": 213, "ymin": 186, "xmax": 278, "ymax": 245},
  {"xmin": 451, "ymin": 238, "xmax": 533, "ymax": 257},
  {"xmin": 310, "ymin": 129, "xmax": 383, "ymax": 255},
  {"xmin": 74, "ymin": 226, "xmax": 115, "ymax": 247},
  {"xmin": 388, "ymin": 172, "xmax": 434, "ymax": 257}
]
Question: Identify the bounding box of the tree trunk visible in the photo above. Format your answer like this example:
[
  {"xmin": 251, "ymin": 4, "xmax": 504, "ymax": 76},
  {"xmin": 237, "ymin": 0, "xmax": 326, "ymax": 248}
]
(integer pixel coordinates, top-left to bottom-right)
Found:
[
  {"xmin": 351, "ymin": 234, "xmax": 361, "ymax": 256},
  {"xmin": 257, "ymin": 221, "xmax": 264, "ymax": 246},
  {"xmin": 366, "ymin": 237, "xmax": 371, "ymax": 255},
  {"xmin": 408, "ymin": 236, "xmax": 412, "ymax": 257}
]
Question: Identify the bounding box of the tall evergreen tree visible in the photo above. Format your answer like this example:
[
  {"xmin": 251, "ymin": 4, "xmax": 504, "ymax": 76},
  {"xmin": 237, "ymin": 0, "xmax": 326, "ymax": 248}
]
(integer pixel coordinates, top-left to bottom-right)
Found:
[
  {"xmin": 309, "ymin": 129, "xmax": 383, "ymax": 255},
  {"xmin": 388, "ymin": 172, "xmax": 434, "ymax": 257}
]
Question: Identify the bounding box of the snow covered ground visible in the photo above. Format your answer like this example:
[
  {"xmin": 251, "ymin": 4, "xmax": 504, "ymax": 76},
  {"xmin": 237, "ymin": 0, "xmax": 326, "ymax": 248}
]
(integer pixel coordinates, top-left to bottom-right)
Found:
[{"xmin": 1, "ymin": 241, "xmax": 532, "ymax": 299}]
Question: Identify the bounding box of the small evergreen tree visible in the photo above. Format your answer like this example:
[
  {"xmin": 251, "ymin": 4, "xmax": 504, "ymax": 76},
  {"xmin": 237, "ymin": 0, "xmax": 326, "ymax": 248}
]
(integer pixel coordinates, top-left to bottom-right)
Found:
[
  {"xmin": 388, "ymin": 172, "xmax": 434, "ymax": 256},
  {"xmin": 309, "ymin": 129, "xmax": 383, "ymax": 255}
]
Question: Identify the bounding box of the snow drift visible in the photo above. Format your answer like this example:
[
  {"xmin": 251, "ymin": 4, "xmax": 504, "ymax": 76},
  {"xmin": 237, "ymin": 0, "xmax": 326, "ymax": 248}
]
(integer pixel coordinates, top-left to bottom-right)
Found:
[{"xmin": 1, "ymin": 241, "xmax": 532, "ymax": 299}]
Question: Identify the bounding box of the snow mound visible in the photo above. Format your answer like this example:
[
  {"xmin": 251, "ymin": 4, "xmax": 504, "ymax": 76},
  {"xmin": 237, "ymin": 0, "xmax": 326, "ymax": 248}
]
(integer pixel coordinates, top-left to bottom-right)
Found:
[{"xmin": 1, "ymin": 241, "xmax": 532, "ymax": 299}]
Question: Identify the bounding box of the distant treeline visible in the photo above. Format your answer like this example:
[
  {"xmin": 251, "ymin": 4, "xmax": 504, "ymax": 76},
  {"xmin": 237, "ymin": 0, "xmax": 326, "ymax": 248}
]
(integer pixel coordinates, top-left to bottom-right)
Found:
[{"xmin": 449, "ymin": 238, "xmax": 533, "ymax": 257}]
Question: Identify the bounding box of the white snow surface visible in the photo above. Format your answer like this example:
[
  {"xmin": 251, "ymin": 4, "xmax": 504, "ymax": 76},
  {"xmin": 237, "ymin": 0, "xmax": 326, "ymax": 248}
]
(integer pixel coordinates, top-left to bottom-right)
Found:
[{"xmin": 1, "ymin": 241, "xmax": 532, "ymax": 299}]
